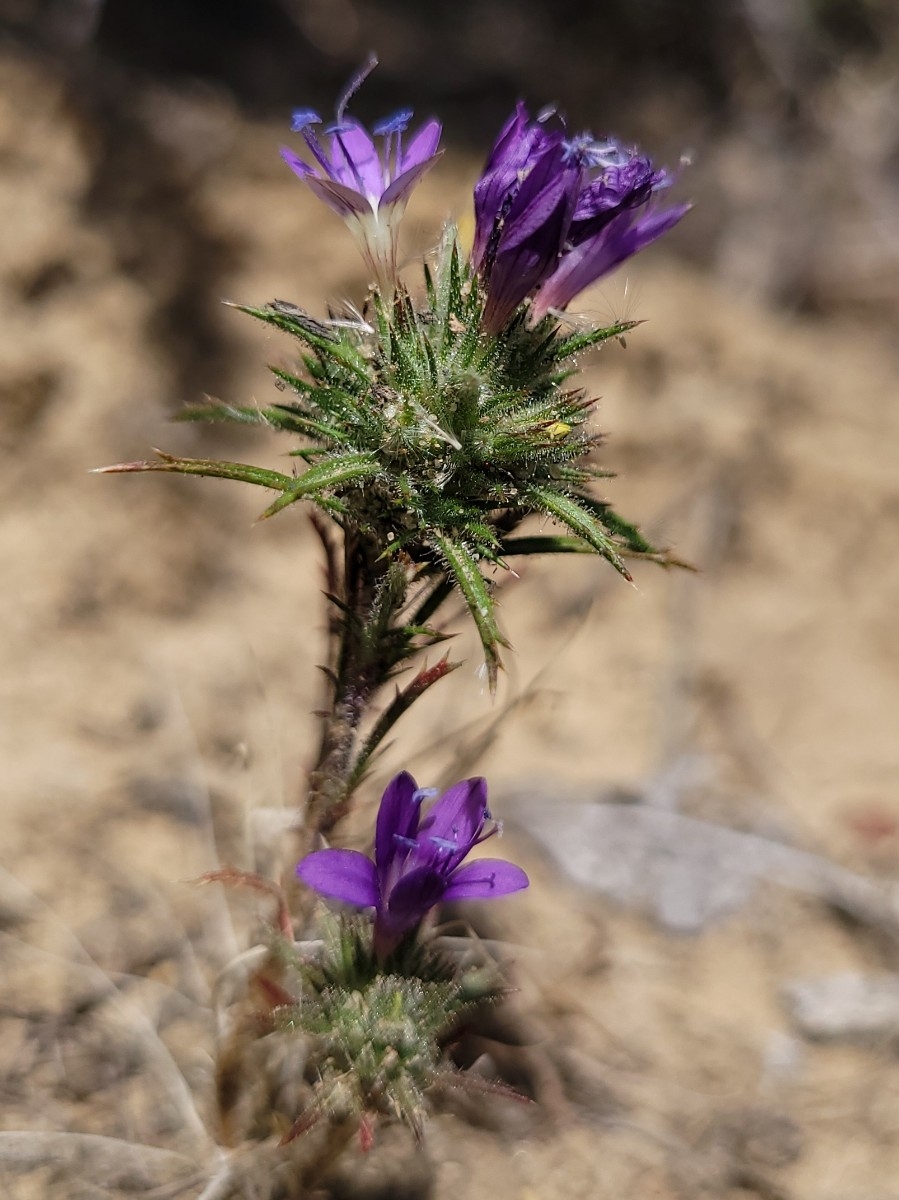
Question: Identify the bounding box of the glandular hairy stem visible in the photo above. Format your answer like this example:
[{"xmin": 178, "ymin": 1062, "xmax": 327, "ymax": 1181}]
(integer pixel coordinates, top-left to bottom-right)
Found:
[{"xmin": 302, "ymin": 529, "xmax": 390, "ymax": 842}]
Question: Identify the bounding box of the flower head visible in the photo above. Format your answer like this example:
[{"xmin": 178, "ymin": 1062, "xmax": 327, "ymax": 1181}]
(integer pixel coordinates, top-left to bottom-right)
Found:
[
  {"xmin": 281, "ymin": 57, "xmax": 442, "ymax": 294},
  {"xmin": 297, "ymin": 772, "xmax": 528, "ymax": 956},
  {"xmin": 472, "ymin": 104, "xmax": 689, "ymax": 331}
]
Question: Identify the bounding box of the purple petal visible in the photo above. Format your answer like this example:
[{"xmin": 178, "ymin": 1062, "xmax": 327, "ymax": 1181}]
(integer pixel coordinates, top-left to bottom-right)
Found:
[
  {"xmin": 568, "ymin": 157, "xmax": 666, "ymax": 245},
  {"xmin": 385, "ymin": 865, "xmax": 448, "ymax": 926},
  {"xmin": 443, "ymin": 858, "xmax": 530, "ymax": 900},
  {"xmin": 480, "ymin": 108, "xmax": 553, "ymax": 207},
  {"xmin": 400, "ymin": 117, "xmax": 442, "ymax": 174},
  {"xmin": 381, "ymin": 153, "xmax": 442, "ymax": 209},
  {"xmin": 303, "ymin": 175, "xmax": 372, "ymax": 219},
  {"xmin": 296, "ymin": 848, "xmax": 379, "ymax": 908},
  {"xmin": 281, "ymin": 147, "xmax": 314, "ymax": 179},
  {"xmin": 471, "ymin": 103, "xmax": 530, "ymax": 269},
  {"xmin": 375, "ymin": 771, "xmax": 420, "ymax": 881},
  {"xmin": 416, "ymin": 777, "xmax": 489, "ymax": 872},
  {"xmin": 472, "ymin": 105, "xmax": 560, "ymax": 270},
  {"xmin": 482, "ymin": 101, "xmax": 530, "ymax": 176},
  {"xmin": 328, "ymin": 120, "xmax": 383, "ymax": 197},
  {"xmin": 481, "ymin": 153, "xmax": 578, "ymax": 332},
  {"xmin": 497, "ymin": 155, "xmax": 574, "ymax": 252},
  {"xmin": 531, "ymin": 202, "xmax": 690, "ymax": 321}
]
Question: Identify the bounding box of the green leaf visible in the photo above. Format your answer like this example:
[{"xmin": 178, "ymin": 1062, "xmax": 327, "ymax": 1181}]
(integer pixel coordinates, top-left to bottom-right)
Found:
[
  {"xmin": 229, "ymin": 300, "xmax": 338, "ymax": 343},
  {"xmin": 269, "ymin": 370, "xmax": 367, "ymax": 430},
  {"xmin": 93, "ymin": 451, "xmax": 295, "ymax": 493},
  {"xmin": 362, "ymin": 563, "xmax": 409, "ymax": 654},
  {"xmin": 175, "ymin": 401, "xmax": 274, "ymax": 427},
  {"xmin": 175, "ymin": 399, "xmax": 336, "ymax": 443},
  {"xmin": 575, "ymin": 495, "xmax": 656, "ymax": 555},
  {"xmin": 428, "ymin": 532, "xmax": 508, "ymax": 690},
  {"xmin": 553, "ymin": 319, "xmax": 642, "ymax": 360},
  {"xmin": 523, "ymin": 485, "xmax": 632, "ymax": 581},
  {"xmin": 258, "ymin": 451, "xmax": 381, "ymax": 519},
  {"xmin": 232, "ymin": 302, "xmax": 371, "ymax": 384}
]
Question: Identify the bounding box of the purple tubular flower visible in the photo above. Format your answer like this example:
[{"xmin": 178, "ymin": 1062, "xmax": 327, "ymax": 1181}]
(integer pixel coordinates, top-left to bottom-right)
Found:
[
  {"xmin": 479, "ymin": 139, "xmax": 582, "ymax": 334},
  {"xmin": 529, "ymin": 201, "xmax": 690, "ymax": 323},
  {"xmin": 281, "ymin": 64, "xmax": 441, "ymax": 294},
  {"xmin": 297, "ymin": 771, "xmax": 529, "ymax": 957},
  {"xmin": 471, "ymin": 101, "xmax": 557, "ymax": 271},
  {"xmin": 472, "ymin": 105, "xmax": 689, "ymax": 331}
]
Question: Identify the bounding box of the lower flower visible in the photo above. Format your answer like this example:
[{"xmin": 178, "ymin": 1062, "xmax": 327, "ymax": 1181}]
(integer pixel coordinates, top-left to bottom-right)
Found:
[{"xmin": 297, "ymin": 772, "xmax": 529, "ymax": 955}]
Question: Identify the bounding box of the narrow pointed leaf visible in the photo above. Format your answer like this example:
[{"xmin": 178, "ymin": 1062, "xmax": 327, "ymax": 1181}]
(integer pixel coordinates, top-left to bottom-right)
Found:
[
  {"xmin": 94, "ymin": 451, "xmax": 295, "ymax": 492},
  {"xmin": 523, "ymin": 485, "xmax": 632, "ymax": 580},
  {"xmin": 175, "ymin": 400, "xmax": 335, "ymax": 442},
  {"xmin": 574, "ymin": 495, "xmax": 656, "ymax": 555},
  {"xmin": 270, "ymin": 371, "xmax": 367, "ymax": 429},
  {"xmin": 175, "ymin": 402, "xmax": 274, "ymax": 427},
  {"xmin": 429, "ymin": 533, "xmax": 508, "ymax": 689},
  {"xmin": 257, "ymin": 451, "xmax": 381, "ymax": 519},
  {"xmin": 229, "ymin": 301, "xmax": 338, "ymax": 343},
  {"xmin": 553, "ymin": 319, "xmax": 642, "ymax": 360},
  {"xmin": 232, "ymin": 302, "xmax": 371, "ymax": 383}
]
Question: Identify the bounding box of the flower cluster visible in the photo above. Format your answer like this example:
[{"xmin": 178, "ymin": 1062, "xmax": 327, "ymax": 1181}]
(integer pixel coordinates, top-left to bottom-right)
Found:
[
  {"xmin": 282, "ymin": 73, "xmax": 686, "ymax": 332},
  {"xmin": 472, "ymin": 103, "xmax": 690, "ymax": 331},
  {"xmin": 297, "ymin": 772, "xmax": 528, "ymax": 956}
]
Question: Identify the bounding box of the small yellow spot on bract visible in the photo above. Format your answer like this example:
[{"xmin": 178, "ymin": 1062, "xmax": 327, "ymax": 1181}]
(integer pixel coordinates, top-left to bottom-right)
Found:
[{"xmin": 547, "ymin": 421, "xmax": 571, "ymax": 439}]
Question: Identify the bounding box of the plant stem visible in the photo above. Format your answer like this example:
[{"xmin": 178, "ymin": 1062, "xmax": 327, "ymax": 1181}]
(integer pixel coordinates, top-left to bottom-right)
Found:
[{"xmin": 303, "ymin": 528, "xmax": 386, "ymax": 840}]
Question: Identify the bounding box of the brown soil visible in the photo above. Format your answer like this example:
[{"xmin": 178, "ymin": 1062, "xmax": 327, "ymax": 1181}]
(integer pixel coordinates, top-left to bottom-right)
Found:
[{"xmin": 2, "ymin": 48, "xmax": 899, "ymax": 1200}]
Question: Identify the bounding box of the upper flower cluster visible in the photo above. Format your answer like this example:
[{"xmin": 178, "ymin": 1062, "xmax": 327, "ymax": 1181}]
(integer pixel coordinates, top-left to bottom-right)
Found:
[
  {"xmin": 282, "ymin": 70, "xmax": 686, "ymax": 329},
  {"xmin": 281, "ymin": 60, "xmax": 441, "ymax": 293},
  {"xmin": 472, "ymin": 103, "xmax": 690, "ymax": 331},
  {"xmin": 297, "ymin": 772, "xmax": 528, "ymax": 956}
]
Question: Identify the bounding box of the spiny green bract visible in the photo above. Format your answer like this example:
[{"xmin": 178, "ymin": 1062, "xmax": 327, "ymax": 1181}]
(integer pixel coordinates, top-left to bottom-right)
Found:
[
  {"xmin": 274, "ymin": 917, "xmax": 501, "ymax": 1139},
  {"xmin": 103, "ymin": 227, "xmax": 673, "ymax": 683}
]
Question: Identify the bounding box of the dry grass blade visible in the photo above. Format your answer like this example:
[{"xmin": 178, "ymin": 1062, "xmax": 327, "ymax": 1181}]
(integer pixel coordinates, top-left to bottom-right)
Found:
[
  {"xmin": 0, "ymin": 866, "xmax": 215, "ymax": 1155},
  {"xmin": 0, "ymin": 1132, "xmax": 196, "ymax": 1189}
]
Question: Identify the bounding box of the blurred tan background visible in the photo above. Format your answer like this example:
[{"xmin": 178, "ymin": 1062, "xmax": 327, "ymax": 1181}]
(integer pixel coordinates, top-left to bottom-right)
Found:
[{"xmin": 1, "ymin": 2, "xmax": 899, "ymax": 1197}]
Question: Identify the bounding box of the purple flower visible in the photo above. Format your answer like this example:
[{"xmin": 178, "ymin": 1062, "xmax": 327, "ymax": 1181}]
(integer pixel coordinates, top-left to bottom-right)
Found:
[
  {"xmin": 297, "ymin": 772, "xmax": 529, "ymax": 956},
  {"xmin": 281, "ymin": 59, "xmax": 441, "ymax": 294},
  {"xmin": 472, "ymin": 105, "xmax": 689, "ymax": 331}
]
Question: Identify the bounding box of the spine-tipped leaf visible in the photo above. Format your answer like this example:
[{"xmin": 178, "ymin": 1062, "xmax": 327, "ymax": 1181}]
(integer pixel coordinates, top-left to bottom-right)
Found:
[
  {"xmin": 258, "ymin": 451, "xmax": 381, "ymax": 519},
  {"xmin": 523, "ymin": 485, "xmax": 632, "ymax": 581},
  {"xmin": 95, "ymin": 451, "xmax": 295, "ymax": 493},
  {"xmin": 428, "ymin": 532, "xmax": 508, "ymax": 690}
]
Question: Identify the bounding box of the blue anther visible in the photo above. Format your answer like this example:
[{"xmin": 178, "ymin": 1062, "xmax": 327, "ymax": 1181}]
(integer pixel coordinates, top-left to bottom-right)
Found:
[
  {"xmin": 373, "ymin": 108, "xmax": 414, "ymax": 136},
  {"xmin": 291, "ymin": 108, "xmax": 321, "ymax": 133},
  {"xmin": 564, "ymin": 133, "xmax": 631, "ymax": 170}
]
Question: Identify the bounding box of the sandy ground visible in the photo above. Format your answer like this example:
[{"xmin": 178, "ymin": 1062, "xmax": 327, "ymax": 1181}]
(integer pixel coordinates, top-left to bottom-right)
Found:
[{"xmin": 2, "ymin": 49, "xmax": 899, "ymax": 1199}]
